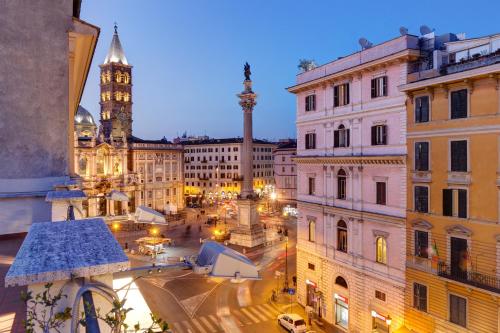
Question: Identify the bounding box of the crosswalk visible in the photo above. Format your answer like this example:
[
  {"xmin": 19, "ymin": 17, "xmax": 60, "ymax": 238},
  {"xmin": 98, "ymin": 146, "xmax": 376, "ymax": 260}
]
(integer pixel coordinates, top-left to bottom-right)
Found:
[{"xmin": 169, "ymin": 302, "xmax": 283, "ymax": 333}]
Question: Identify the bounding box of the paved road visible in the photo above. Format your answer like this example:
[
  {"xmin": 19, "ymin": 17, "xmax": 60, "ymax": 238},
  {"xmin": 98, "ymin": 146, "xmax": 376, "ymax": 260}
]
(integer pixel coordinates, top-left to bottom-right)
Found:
[{"xmin": 126, "ymin": 210, "xmax": 310, "ymax": 333}]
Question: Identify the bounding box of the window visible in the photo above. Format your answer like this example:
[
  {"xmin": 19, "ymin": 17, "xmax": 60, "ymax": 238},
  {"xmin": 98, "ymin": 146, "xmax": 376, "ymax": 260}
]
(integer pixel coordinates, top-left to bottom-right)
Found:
[
  {"xmin": 305, "ymin": 133, "xmax": 316, "ymax": 149},
  {"xmin": 450, "ymin": 140, "xmax": 467, "ymax": 172},
  {"xmin": 443, "ymin": 189, "xmax": 467, "ymax": 218},
  {"xmin": 371, "ymin": 125, "xmax": 387, "ymax": 145},
  {"xmin": 337, "ymin": 220, "xmax": 348, "ymax": 252},
  {"xmin": 415, "ymin": 142, "xmax": 429, "ymax": 171},
  {"xmin": 415, "ymin": 230, "xmax": 429, "ymax": 258},
  {"xmin": 308, "ymin": 219, "xmax": 316, "ymax": 242},
  {"xmin": 413, "ymin": 283, "xmax": 427, "ymax": 312},
  {"xmin": 337, "ymin": 169, "xmax": 347, "ymax": 200},
  {"xmin": 376, "ymin": 237, "xmax": 387, "ymax": 264},
  {"xmin": 308, "ymin": 263, "xmax": 315, "ymax": 270},
  {"xmin": 308, "ymin": 177, "xmax": 315, "ymax": 195},
  {"xmin": 305, "ymin": 94, "xmax": 316, "ymax": 112},
  {"xmin": 414, "ymin": 186, "xmax": 429, "ymax": 213},
  {"xmin": 450, "ymin": 89, "xmax": 468, "ymax": 119},
  {"xmin": 334, "ymin": 125, "xmax": 350, "ymax": 148},
  {"xmin": 449, "ymin": 294, "xmax": 467, "ymax": 327},
  {"xmin": 376, "ymin": 182, "xmax": 386, "ymax": 205},
  {"xmin": 375, "ymin": 290, "xmax": 386, "ymax": 302},
  {"xmin": 335, "ymin": 276, "xmax": 348, "ymax": 288},
  {"xmin": 371, "ymin": 76, "xmax": 388, "ymax": 98},
  {"xmin": 415, "ymin": 96, "xmax": 430, "ymax": 123},
  {"xmin": 334, "ymin": 83, "xmax": 350, "ymax": 107}
]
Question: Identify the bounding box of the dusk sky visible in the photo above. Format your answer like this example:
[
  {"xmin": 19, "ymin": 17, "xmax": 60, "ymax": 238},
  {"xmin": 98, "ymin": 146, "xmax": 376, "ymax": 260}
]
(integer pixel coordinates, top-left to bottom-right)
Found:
[{"xmin": 80, "ymin": 0, "xmax": 500, "ymax": 141}]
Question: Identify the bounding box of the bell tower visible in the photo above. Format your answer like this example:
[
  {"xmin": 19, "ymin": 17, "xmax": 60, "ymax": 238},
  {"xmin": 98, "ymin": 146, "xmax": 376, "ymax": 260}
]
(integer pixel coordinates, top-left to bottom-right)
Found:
[{"xmin": 99, "ymin": 24, "xmax": 133, "ymax": 140}]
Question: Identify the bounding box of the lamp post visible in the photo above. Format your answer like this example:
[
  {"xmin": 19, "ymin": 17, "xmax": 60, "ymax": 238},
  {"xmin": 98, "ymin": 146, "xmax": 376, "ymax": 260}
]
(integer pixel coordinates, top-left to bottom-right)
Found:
[
  {"xmin": 151, "ymin": 227, "xmax": 159, "ymax": 258},
  {"xmin": 284, "ymin": 236, "xmax": 289, "ymax": 292},
  {"xmin": 270, "ymin": 192, "xmax": 277, "ymax": 213}
]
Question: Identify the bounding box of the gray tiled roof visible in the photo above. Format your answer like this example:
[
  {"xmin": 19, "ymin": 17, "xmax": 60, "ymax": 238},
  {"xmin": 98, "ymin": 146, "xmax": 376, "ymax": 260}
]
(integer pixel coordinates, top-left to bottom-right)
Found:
[
  {"xmin": 5, "ymin": 219, "xmax": 129, "ymax": 287},
  {"xmin": 45, "ymin": 190, "xmax": 86, "ymax": 202}
]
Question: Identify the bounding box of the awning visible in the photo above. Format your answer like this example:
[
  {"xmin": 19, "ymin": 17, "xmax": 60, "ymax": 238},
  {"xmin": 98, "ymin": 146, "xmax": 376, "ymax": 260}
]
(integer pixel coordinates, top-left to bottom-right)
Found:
[
  {"xmin": 108, "ymin": 190, "xmax": 129, "ymax": 202},
  {"xmin": 134, "ymin": 206, "xmax": 166, "ymax": 224}
]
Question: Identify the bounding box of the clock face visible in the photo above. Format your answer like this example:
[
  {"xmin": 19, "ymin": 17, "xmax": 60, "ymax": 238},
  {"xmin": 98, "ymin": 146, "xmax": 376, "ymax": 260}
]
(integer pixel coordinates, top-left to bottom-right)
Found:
[{"xmin": 118, "ymin": 112, "xmax": 127, "ymax": 122}]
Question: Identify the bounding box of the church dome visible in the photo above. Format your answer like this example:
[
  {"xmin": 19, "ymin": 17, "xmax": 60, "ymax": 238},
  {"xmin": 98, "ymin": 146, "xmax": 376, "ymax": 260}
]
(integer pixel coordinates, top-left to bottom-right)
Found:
[{"xmin": 75, "ymin": 106, "xmax": 96, "ymax": 126}]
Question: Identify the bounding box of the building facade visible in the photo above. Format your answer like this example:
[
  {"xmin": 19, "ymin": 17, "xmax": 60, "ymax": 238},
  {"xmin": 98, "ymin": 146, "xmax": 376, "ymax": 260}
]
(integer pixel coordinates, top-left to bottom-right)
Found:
[
  {"xmin": 402, "ymin": 33, "xmax": 500, "ymax": 333},
  {"xmin": 74, "ymin": 27, "xmax": 184, "ymax": 218},
  {"xmin": 0, "ymin": 1, "xmax": 99, "ymax": 234},
  {"xmin": 183, "ymin": 138, "xmax": 276, "ymax": 203},
  {"xmin": 273, "ymin": 140, "xmax": 297, "ymax": 204},
  {"xmin": 288, "ymin": 35, "xmax": 422, "ymax": 332}
]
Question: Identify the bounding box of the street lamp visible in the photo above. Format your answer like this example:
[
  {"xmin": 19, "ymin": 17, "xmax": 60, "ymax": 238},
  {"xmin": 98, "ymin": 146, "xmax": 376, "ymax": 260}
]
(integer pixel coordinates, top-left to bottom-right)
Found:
[
  {"xmin": 284, "ymin": 236, "xmax": 289, "ymax": 292},
  {"xmin": 270, "ymin": 192, "xmax": 277, "ymax": 213},
  {"xmin": 151, "ymin": 227, "xmax": 159, "ymax": 258}
]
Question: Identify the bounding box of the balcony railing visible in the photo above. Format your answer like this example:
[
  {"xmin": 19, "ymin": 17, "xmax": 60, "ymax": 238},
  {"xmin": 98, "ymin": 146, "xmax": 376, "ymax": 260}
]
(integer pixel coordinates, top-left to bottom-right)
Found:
[
  {"xmin": 441, "ymin": 50, "xmax": 500, "ymax": 75},
  {"xmin": 437, "ymin": 262, "xmax": 500, "ymax": 294}
]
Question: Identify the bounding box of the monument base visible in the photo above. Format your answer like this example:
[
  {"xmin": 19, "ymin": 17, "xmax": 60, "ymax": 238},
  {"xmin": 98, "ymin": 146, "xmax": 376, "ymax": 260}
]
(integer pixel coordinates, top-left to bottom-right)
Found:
[{"xmin": 229, "ymin": 199, "xmax": 264, "ymax": 248}]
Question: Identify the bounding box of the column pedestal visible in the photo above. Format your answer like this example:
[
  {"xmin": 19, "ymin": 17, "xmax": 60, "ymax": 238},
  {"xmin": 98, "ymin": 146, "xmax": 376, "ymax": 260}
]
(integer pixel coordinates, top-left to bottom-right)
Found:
[{"xmin": 229, "ymin": 198, "xmax": 264, "ymax": 248}]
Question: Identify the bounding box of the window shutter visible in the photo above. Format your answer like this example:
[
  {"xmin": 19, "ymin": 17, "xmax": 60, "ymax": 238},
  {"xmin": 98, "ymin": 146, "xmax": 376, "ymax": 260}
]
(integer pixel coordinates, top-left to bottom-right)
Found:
[
  {"xmin": 333, "ymin": 86, "xmax": 339, "ymax": 107},
  {"xmin": 371, "ymin": 126, "xmax": 377, "ymax": 145},
  {"xmin": 345, "ymin": 83, "xmax": 350, "ymax": 105},
  {"xmin": 371, "ymin": 79, "xmax": 376, "ymax": 98},
  {"xmin": 458, "ymin": 189, "xmax": 467, "ymax": 218},
  {"xmin": 312, "ymin": 95, "xmax": 316, "ymax": 111},
  {"xmin": 312, "ymin": 133, "xmax": 316, "ymax": 149},
  {"xmin": 459, "ymin": 89, "xmax": 467, "ymax": 118},
  {"xmin": 422, "ymin": 142, "xmax": 429, "ymax": 170},
  {"xmin": 421, "ymin": 96, "xmax": 429, "ymax": 122},
  {"xmin": 382, "ymin": 76, "xmax": 388, "ymax": 96},
  {"xmin": 346, "ymin": 129, "xmax": 350, "ymax": 147},
  {"xmin": 305, "ymin": 134, "xmax": 309, "ymax": 149},
  {"xmin": 451, "ymin": 141, "xmax": 467, "ymax": 172},
  {"xmin": 305, "ymin": 96, "xmax": 309, "ymax": 111},
  {"xmin": 443, "ymin": 189, "xmax": 453, "ymax": 216},
  {"xmin": 333, "ymin": 130, "xmax": 339, "ymax": 148},
  {"xmin": 382, "ymin": 125, "xmax": 388, "ymax": 145}
]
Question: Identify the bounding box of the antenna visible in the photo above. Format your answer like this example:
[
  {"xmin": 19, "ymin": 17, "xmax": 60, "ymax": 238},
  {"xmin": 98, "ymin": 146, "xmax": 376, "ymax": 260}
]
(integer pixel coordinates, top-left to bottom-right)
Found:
[
  {"xmin": 358, "ymin": 38, "xmax": 373, "ymax": 50},
  {"xmin": 420, "ymin": 25, "xmax": 433, "ymax": 35},
  {"xmin": 399, "ymin": 26, "xmax": 408, "ymax": 36}
]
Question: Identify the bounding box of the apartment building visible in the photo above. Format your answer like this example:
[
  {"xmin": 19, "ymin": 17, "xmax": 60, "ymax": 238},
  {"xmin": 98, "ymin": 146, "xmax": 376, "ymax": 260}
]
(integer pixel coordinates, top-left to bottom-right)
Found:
[
  {"xmin": 273, "ymin": 140, "xmax": 297, "ymax": 204},
  {"xmin": 288, "ymin": 34, "xmax": 423, "ymax": 332},
  {"xmin": 402, "ymin": 33, "xmax": 500, "ymax": 333},
  {"xmin": 183, "ymin": 138, "xmax": 276, "ymax": 203}
]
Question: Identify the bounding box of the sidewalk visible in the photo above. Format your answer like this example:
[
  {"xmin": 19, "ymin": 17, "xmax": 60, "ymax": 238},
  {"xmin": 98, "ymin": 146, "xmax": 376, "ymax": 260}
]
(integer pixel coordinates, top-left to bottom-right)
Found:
[{"xmin": 0, "ymin": 236, "xmax": 26, "ymax": 333}]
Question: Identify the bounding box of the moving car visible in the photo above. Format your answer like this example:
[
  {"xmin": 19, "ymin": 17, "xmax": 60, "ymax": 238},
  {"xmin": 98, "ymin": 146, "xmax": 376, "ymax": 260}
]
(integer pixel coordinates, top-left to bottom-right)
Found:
[{"xmin": 277, "ymin": 314, "xmax": 307, "ymax": 333}]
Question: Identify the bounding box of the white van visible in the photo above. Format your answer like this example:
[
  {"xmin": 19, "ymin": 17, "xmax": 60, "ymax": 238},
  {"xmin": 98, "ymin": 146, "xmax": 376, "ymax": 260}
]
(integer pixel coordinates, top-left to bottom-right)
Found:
[{"xmin": 277, "ymin": 313, "xmax": 307, "ymax": 333}]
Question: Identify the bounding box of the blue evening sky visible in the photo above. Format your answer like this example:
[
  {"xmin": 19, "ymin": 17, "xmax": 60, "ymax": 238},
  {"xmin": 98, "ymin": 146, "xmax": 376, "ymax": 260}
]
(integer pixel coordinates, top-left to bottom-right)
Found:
[{"xmin": 80, "ymin": 0, "xmax": 499, "ymax": 141}]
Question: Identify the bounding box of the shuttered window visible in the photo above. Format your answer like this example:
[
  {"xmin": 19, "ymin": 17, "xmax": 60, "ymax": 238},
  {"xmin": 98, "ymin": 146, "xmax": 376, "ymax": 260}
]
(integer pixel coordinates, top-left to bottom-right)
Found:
[
  {"xmin": 450, "ymin": 140, "xmax": 467, "ymax": 172},
  {"xmin": 450, "ymin": 89, "xmax": 468, "ymax": 119},
  {"xmin": 371, "ymin": 76, "xmax": 388, "ymax": 98},
  {"xmin": 415, "ymin": 142, "xmax": 429, "ymax": 171},
  {"xmin": 334, "ymin": 125, "xmax": 350, "ymax": 148},
  {"xmin": 376, "ymin": 182, "xmax": 386, "ymax": 205},
  {"xmin": 415, "ymin": 96, "xmax": 430, "ymax": 123},
  {"xmin": 305, "ymin": 94, "xmax": 316, "ymax": 112},
  {"xmin": 414, "ymin": 186, "xmax": 429, "ymax": 213},
  {"xmin": 305, "ymin": 133, "xmax": 316, "ymax": 149},
  {"xmin": 413, "ymin": 283, "xmax": 428, "ymax": 312},
  {"xmin": 415, "ymin": 230, "xmax": 429, "ymax": 258},
  {"xmin": 334, "ymin": 83, "xmax": 350, "ymax": 107},
  {"xmin": 449, "ymin": 294, "xmax": 467, "ymax": 327},
  {"xmin": 443, "ymin": 189, "xmax": 453, "ymax": 217},
  {"xmin": 371, "ymin": 125, "xmax": 387, "ymax": 145},
  {"xmin": 308, "ymin": 177, "xmax": 315, "ymax": 195}
]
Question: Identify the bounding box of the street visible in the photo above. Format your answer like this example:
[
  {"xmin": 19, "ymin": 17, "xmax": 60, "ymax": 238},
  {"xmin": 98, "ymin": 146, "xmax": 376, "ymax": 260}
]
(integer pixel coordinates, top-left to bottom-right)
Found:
[{"xmin": 122, "ymin": 207, "xmax": 318, "ymax": 333}]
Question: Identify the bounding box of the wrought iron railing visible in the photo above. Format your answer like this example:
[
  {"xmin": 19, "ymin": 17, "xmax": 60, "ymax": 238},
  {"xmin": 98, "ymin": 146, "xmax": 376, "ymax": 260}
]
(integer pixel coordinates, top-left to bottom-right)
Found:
[{"xmin": 437, "ymin": 262, "xmax": 500, "ymax": 294}]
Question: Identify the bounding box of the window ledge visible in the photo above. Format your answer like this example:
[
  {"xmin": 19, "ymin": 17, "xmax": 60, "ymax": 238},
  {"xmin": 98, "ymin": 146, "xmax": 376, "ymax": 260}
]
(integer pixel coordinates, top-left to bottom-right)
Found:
[
  {"xmin": 447, "ymin": 172, "xmax": 470, "ymax": 185},
  {"xmin": 412, "ymin": 170, "xmax": 432, "ymax": 183}
]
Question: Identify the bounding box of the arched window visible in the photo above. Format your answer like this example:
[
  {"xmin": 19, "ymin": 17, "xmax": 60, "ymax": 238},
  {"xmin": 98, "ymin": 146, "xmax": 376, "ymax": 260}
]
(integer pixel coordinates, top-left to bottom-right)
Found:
[
  {"xmin": 337, "ymin": 169, "xmax": 347, "ymax": 200},
  {"xmin": 115, "ymin": 71, "xmax": 122, "ymax": 83},
  {"xmin": 376, "ymin": 237, "xmax": 387, "ymax": 264},
  {"xmin": 308, "ymin": 219, "xmax": 316, "ymax": 242},
  {"xmin": 334, "ymin": 124, "xmax": 350, "ymax": 148},
  {"xmin": 123, "ymin": 72, "xmax": 130, "ymax": 84},
  {"xmin": 335, "ymin": 276, "xmax": 348, "ymax": 289},
  {"xmin": 337, "ymin": 220, "xmax": 348, "ymax": 252}
]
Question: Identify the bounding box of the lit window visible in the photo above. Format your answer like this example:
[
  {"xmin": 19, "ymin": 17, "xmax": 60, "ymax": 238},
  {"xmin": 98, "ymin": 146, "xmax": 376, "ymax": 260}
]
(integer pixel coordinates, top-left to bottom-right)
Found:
[
  {"xmin": 376, "ymin": 237, "xmax": 387, "ymax": 264},
  {"xmin": 308, "ymin": 219, "xmax": 316, "ymax": 242}
]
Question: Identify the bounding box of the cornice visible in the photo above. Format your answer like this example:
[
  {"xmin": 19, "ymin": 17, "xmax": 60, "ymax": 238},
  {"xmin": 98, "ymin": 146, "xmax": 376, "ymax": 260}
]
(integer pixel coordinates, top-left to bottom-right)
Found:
[{"xmin": 293, "ymin": 155, "xmax": 406, "ymax": 165}]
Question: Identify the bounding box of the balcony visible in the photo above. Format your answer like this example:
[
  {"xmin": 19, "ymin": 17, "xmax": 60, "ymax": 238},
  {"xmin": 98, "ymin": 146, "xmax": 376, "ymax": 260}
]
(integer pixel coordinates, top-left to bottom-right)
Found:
[
  {"xmin": 232, "ymin": 176, "xmax": 244, "ymax": 181},
  {"xmin": 437, "ymin": 262, "xmax": 500, "ymax": 294},
  {"xmin": 442, "ymin": 50, "xmax": 500, "ymax": 75}
]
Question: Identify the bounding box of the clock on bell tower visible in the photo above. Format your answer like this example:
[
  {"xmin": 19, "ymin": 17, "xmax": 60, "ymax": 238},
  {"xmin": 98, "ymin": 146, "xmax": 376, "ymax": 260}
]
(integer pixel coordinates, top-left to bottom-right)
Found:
[{"xmin": 99, "ymin": 24, "xmax": 133, "ymax": 140}]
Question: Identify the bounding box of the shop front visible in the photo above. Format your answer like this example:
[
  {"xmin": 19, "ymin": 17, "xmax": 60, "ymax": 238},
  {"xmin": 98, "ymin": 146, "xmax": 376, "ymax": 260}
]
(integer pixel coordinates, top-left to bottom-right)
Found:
[
  {"xmin": 371, "ymin": 310, "xmax": 392, "ymax": 333},
  {"xmin": 305, "ymin": 279, "xmax": 322, "ymax": 318},
  {"xmin": 334, "ymin": 293, "xmax": 348, "ymax": 330}
]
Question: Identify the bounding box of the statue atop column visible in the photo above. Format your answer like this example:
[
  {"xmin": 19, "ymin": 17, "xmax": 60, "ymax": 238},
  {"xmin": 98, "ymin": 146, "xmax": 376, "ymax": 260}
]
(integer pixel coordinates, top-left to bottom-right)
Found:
[{"xmin": 244, "ymin": 62, "xmax": 251, "ymax": 81}]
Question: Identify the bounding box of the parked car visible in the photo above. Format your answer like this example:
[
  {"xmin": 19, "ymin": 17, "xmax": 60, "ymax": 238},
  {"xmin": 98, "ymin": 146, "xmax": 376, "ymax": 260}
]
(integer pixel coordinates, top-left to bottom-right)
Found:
[{"xmin": 277, "ymin": 314, "xmax": 307, "ymax": 333}]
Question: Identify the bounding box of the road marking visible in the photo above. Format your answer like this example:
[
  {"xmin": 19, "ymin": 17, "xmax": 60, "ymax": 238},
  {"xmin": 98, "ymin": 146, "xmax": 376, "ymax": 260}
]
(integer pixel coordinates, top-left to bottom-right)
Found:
[
  {"xmin": 245, "ymin": 306, "xmax": 268, "ymax": 322},
  {"xmin": 231, "ymin": 309, "xmax": 252, "ymax": 325},
  {"xmin": 208, "ymin": 315, "xmax": 222, "ymax": 330},
  {"xmin": 256, "ymin": 304, "xmax": 278, "ymax": 319},
  {"xmin": 172, "ymin": 322, "xmax": 185, "ymax": 333},
  {"xmin": 261, "ymin": 303, "xmax": 280, "ymax": 317},
  {"xmin": 199, "ymin": 316, "xmax": 217, "ymax": 332},
  {"xmin": 240, "ymin": 308, "xmax": 261, "ymax": 324},
  {"xmin": 191, "ymin": 318, "xmax": 208, "ymax": 333},
  {"xmin": 181, "ymin": 320, "xmax": 195, "ymax": 333}
]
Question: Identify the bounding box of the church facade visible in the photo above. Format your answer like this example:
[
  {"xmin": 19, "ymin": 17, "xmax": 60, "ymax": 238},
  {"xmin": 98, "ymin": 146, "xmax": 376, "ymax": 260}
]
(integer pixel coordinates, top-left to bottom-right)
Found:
[{"xmin": 74, "ymin": 26, "xmax": 184, "ymax": 218}]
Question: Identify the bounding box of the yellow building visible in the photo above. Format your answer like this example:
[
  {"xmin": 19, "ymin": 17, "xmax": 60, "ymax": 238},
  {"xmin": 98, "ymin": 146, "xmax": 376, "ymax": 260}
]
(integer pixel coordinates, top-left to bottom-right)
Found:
[{"xmin": 401, "ymin": 33, "xmax": 500, "ymax": 332}]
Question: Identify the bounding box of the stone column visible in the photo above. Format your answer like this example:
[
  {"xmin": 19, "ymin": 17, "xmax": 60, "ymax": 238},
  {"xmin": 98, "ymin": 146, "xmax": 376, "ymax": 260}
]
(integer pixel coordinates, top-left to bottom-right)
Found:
[{"xmin": 239, "ymin": 79, "xmax": 256, "ymax": 198}]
